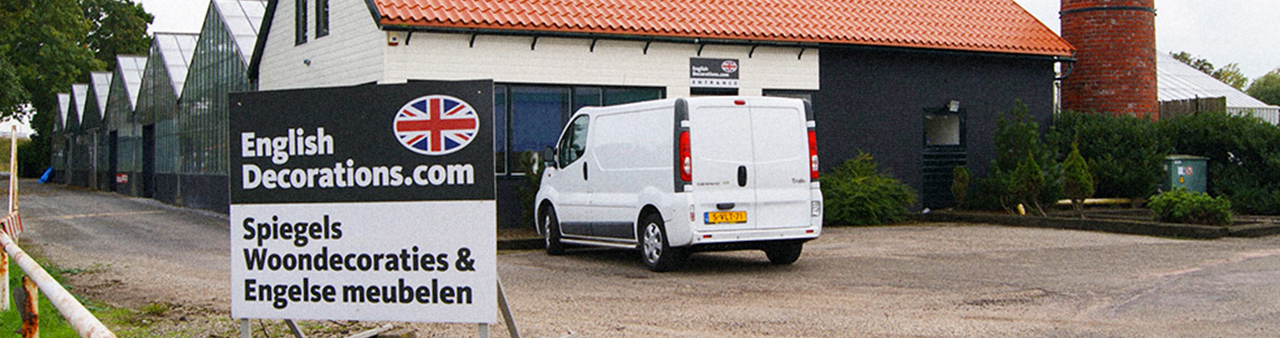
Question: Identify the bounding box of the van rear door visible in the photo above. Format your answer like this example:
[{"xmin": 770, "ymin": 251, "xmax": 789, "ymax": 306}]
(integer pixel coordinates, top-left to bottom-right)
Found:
[
  {"xmin": 746, "ymin": 101, "xmax": 812, "ymax": 230},
  {"xmin": 687, "ymin": 97, "xmax": 811, "ymax": 232},
  {"xmin": 688, "ymin": 101, "xmax": 758, "ymax": 232}
]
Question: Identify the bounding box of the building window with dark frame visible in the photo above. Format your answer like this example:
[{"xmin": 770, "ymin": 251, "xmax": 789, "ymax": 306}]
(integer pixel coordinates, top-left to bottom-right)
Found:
[
  {"xmin": 924, "ymin": 109, "xmax": 965, "ymax": 147},
  {"xmin": 764, "ymin": 89, "xmax": 817, "ymax": 118},
  {"xmin": 491, "ymin": 84, "xmax": 663, "ymax": 176},
  {"xmin": 295, "ymin": 0, "xmax": 308, "ymax": 45},
  {"xmin": 315, "ymin": 0, "xmax": 329, "ymax": 38}
]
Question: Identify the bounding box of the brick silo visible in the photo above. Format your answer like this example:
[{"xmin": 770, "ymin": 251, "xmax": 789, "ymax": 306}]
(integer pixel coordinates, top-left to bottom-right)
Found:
[{"xmin": 1060, "ymin": 0, "xmax": 1157, "ymax": 118}]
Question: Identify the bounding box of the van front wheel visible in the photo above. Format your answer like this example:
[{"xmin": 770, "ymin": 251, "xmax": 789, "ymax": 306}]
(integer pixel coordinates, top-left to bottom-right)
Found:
[
  {"xmin": 640, "ymin": 214, "xmax": 682, "ymax": 272},
  {"xmin": 764, "ymin": 242, "xmax": 803, "ymax": 265},
  {"xmin": 542, "ymin": 208, "xmax": 565, "ymax": 256}
]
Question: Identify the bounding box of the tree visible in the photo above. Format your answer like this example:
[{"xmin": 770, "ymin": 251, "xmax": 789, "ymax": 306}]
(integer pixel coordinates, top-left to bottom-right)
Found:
[
  {"xmin": 1170, "ymin": 51, "xmax": 1249, "ymax": 90},
  {"xmin": 1247, "ymin": 68, "xmax": 1280, "ymax": 106},
  {"xmin": 1170, "ymin": 51, "xmax": 1215, "ymax": 74},
  {"xmin": 1211, "ymin": 63, "xmax": 1249, "ymax": 90},
  {"xmin": 0, "ymin": 52, "xmax": 26, "ymax": 115},
  {"xmin": 2, "ymin": 0, "xmax": 105, "ymax": 173},
  {"xmin": 81, "ymin": 0, "xmax": 153, "ymax": 69}
]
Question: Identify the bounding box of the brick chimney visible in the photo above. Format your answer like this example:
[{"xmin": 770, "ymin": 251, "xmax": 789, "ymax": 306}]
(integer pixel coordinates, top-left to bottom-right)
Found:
[{"xmin": 1060, "ymin": 0, "xmax": 1157, "ymax": 118}]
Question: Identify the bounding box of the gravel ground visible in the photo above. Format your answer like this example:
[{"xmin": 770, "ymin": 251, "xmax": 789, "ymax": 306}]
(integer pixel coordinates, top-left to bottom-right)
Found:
[{"xmin": 13, "ymin": 180, "xmax": 1280, "ymax": 337}]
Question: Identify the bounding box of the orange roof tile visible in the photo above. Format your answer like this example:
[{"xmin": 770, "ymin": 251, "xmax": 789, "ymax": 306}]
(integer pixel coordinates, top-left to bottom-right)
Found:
[{"xmin": 375, "ymin": 0, "xmax": 1073, "ymax": 57}]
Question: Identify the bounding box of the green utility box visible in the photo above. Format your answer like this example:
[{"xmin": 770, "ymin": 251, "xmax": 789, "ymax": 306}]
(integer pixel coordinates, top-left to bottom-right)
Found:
[{"xmin": 1162, "ymin": 155, "xmax": 1208, "ymax": 193}]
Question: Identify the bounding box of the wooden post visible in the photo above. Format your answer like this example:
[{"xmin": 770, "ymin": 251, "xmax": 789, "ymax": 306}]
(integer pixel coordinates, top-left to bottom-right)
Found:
[
  {"xmin": 0, "ymin": 251, "xmax": 8, "ymax": 311},
  {"xmin": 0, "ymin": 231, "xmax": 115, "ymax": 338},
  {"xmin": 9, "ymin": 125, "xmax": 16, "ymax": 213},
  {"xmin": 16, "ymin": 275, "xmax": 39, "ymax": 338},
  {"xmin": 1, "ymin": 125, "xmax": 13, "ymax": 312}
]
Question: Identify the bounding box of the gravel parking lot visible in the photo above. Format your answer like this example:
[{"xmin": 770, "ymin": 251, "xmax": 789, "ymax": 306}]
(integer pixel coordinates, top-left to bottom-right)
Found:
[
  {"xmin": 15, "ymin": 181, "xmax": 1280, "ymax": 337},
  {"xmin": 482, "ymin": 225, "xmax": 1280, "ymax": 338}
]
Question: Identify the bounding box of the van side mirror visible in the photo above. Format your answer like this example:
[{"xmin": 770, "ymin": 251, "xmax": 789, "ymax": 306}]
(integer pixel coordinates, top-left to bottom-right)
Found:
[{"xmin": 542, "ymin": 146, "xmax": 557, "ymax": 169}]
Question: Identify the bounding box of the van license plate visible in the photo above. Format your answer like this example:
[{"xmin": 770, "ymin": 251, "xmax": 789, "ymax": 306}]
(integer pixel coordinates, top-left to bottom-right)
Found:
[{"xmin": 705, "ymin": 211, "xmax": 747, "ymax": 224}]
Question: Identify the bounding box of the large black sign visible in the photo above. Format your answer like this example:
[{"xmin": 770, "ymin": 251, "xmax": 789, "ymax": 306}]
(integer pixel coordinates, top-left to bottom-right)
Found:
[{"xmin": 229, "ymin": 81, "xmax": 495, "ymax": 204}]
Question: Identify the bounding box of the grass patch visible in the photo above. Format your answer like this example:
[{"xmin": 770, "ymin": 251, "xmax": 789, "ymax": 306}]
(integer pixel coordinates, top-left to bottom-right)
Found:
[
  {"xmin": 0, "ymin": 259, "xmax": 82, "ymax": 337},
  {"xmin": 0, "ymin": 247, "xmax": 177, "ymax": 337}
]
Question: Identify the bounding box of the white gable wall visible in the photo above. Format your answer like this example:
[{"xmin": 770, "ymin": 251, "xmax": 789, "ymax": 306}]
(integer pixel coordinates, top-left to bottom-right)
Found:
[
  {"xmin": 384, "ymin": 33, "xmax": 819, "ymax": 96},
  {"xmin": 257, "ymin": 0, "xmax": 383, "ymax": 90}
]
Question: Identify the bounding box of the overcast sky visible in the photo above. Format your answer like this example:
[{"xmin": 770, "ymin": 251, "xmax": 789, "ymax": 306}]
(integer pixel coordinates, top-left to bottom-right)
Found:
[{"xmin": 137, "ymin": 0, "xmax": 1280, "ymax": 81}]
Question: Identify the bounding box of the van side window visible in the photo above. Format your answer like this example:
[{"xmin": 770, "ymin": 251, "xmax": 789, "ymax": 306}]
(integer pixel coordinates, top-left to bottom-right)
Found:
[{"xmin": 558, "ymin": 116, "xmax": 589, "ymax": 167}]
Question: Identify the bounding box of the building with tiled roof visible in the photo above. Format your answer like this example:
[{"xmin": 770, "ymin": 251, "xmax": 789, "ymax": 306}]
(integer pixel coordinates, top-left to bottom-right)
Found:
[
  {"xmin": 248, "ymin": 0, "xmax": 1071, "ymax": 215},
  {"xmin": 49, "ymin": 0, "xmax": 1073, "ymax": 217}
]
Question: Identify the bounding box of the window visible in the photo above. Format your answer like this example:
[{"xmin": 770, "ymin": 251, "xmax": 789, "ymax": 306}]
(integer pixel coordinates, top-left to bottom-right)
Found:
[
  {"xmin": 691, "ymin": 87, "xmax": 737, "ymax": 96},
  {"xmin": 925, "ymin": 111, "xmax": 964, "ymax": 146},
  {"xmin": 295, "ymin": 0, "xmax": 307, "ymax": 44},
  {"xmin": 509, "ymin": 86, "xmax": 569, "ymax": 175},
  {"xmin": 494, "ymin": 86, "xmax": 508, "ymax": 174},
  {"xmin": 558, "ymin": 116, "xmax": 589, "ymax": 167},
  {"xmin": 763, "ymin": 90, "xmax": 813, "ymax": 102},
  {"xmin": 603, "ymin": 87, "xmax": 662, "ymax": 105},
  {"xmin": 764, "ymin": 89, "xmax": 816, "ymax": 118},
  {"xmin": 315, "ymin": 0, "xmax": 329, "ymax": 38},
  {"xmin": 573, "ymin": 87, "xmax": 601, "ymax": 113},
  {"xmin": 493, "ymin": 84, "xmax": 664, "ymax": 175}
]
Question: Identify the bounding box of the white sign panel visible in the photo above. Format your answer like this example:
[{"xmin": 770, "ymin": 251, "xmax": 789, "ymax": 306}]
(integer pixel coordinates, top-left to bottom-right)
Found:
[{"xmin": 229, "ymin": 201, "xmax": 495, "ymax": 322}]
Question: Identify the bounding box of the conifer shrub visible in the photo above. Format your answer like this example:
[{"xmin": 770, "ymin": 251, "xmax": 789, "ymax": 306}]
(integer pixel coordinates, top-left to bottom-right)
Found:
[
  {"xmin": 1062, "ymin": 143, "xmax": 1094, "ymax": 218},
  {"xmin": 823, "ymin": 153, "xmax": 917, "ymax": 225}
]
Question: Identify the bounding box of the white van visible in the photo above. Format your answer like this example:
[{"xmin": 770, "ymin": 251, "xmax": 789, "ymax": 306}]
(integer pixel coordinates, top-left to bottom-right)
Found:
[{"xmin": 534, "ymin": 96, "xmax": 823, "ymax": 271}]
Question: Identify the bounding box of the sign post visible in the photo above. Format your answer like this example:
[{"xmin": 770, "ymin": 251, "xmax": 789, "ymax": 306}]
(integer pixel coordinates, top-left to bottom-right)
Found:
[{"xmin": 228, "ymin": 81, "xmax": 498, "ymax": 329}]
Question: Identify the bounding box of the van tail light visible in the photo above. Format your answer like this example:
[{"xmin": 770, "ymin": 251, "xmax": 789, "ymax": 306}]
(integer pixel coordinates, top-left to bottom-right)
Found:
[
  {"xmin": 808, "ymin": 129, "xmax": 819, "ymax": 180},
  {"xmin": 680, "ymin": 131, "xmax": 692, "ymax": 181}
]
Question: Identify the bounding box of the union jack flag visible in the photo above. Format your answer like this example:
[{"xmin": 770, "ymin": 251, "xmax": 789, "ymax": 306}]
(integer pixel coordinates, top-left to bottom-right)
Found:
[{"xmin": 394, "ymin": 95, "xmax": 479, "ymax": 156}]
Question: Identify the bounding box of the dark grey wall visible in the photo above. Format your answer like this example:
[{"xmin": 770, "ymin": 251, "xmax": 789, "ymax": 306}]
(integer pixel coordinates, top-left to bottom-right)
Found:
[{"xmin": 816, "ymin": 47, "xmax": 1057, "ymax": 207}]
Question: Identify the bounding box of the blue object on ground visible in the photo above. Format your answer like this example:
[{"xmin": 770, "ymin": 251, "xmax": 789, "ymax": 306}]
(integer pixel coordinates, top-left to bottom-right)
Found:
[{"xmin": 38, "ymin": 167, "xmax": 52, "ymax": 183}]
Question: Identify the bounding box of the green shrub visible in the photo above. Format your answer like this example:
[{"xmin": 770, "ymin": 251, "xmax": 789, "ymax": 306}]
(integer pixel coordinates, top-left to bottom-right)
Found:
[
  {"xmin": 1148, "ymin": 189, "xmax": 1233, "ymax": 226},
  {"xmin": 951, "ymin": 166, "xmax": 969, "ymax": 209},
  {"xmin": 1012, "ymin": 152, "xmax": 1046, "ymax": 215},
  {"xmin": 823, "ymin": 152, "xmax": 917, "ymax": 225},
  {"xmin": 1062, "ymin": 143, "xmax": 1094, "ymax": 217},
  {"xmin": 1047, "ymin": 111, "xmax": 1166, "ymax": 201},
  {"xmin": 971, "ymin": 101, "xmax": 1061, "ymax": 212},
  {"xmin": 1158, "ymin": 112, "xmax": 1280, "ymax": 215}
]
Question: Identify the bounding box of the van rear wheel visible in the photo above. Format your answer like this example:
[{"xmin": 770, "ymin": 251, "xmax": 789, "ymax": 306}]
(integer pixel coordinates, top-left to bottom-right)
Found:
[
  {"xmin": 764, "ymin": 242, "xmax": 803, "ymax": 265},
  {"xmin": 640, "ymin": 213, "xmax": 682, "ymax": 272},
  {"xmin": 542, "ymin": 208, "xmax": 565, "ymax": 256}
]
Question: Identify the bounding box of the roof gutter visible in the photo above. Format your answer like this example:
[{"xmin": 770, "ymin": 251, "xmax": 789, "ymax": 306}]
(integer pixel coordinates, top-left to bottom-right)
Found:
[
  {"xmin": 1055, "ymin": 56, "xmax": 1077, "ymax": 81},
  {"xmin": 818, "ymin": 42, "xmax": 1071, "ymax": 62},
  {"xmin": 380, "ymin": 25, "xmax": 821, "ymax": 56}
]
